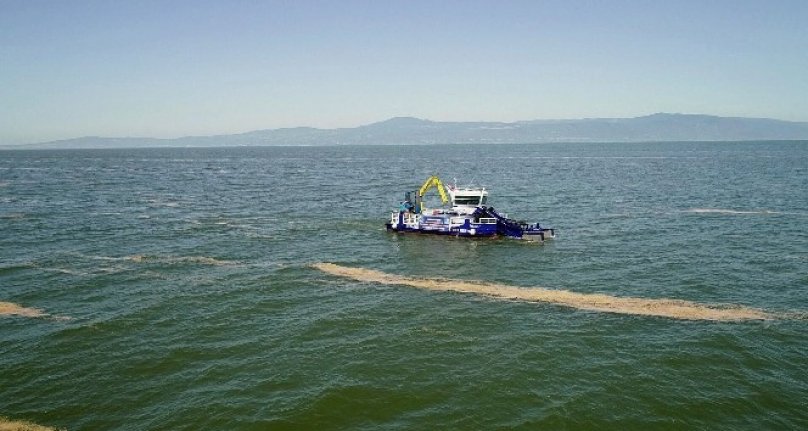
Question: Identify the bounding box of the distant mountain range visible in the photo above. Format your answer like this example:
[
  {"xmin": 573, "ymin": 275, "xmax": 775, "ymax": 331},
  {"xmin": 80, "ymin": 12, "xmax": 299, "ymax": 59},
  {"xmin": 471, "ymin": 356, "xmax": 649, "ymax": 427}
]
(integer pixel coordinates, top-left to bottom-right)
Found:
[{"xmin": 5, "ymin": 113, "xmax": 808, "ymax": 149}]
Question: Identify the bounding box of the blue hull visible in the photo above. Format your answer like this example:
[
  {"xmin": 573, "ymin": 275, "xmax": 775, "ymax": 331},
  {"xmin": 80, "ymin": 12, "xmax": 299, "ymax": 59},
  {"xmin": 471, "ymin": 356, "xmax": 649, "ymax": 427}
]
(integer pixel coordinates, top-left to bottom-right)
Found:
[{"xmin": 385, "ymin": 208, "xmax": 555, "ymax": 242}]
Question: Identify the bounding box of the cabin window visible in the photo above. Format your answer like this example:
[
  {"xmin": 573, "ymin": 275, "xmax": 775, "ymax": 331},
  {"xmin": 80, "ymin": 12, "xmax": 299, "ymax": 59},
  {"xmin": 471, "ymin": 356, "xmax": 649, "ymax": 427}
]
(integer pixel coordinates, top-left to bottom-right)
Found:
[{"xmin": 454, "ymin": 196, "xmax": 486, "ymax": 205}]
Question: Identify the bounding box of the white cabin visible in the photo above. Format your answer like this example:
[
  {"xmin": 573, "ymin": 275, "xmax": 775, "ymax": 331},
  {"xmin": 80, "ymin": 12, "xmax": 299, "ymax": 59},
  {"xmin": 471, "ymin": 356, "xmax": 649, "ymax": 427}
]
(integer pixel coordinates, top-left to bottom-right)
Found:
[{"xmin": 447, "ymin": 185, "xmax": 488, "ymax": 215}]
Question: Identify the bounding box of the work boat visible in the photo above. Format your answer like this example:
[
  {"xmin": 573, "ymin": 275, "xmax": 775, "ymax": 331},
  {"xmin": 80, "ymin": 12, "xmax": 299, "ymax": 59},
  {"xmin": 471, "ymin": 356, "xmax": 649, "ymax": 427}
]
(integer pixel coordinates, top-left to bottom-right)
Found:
[{"xmin": 386, "ymin": 176, "xmax": 555, "ymax": 242}]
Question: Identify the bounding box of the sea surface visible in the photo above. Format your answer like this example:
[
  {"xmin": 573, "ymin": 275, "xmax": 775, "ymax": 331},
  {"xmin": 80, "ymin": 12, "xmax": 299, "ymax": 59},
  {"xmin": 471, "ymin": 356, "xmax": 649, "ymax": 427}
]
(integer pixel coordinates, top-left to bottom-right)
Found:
[{"xmin": 1, "ymin": 142, "xmax": 807, "ymax": 430}]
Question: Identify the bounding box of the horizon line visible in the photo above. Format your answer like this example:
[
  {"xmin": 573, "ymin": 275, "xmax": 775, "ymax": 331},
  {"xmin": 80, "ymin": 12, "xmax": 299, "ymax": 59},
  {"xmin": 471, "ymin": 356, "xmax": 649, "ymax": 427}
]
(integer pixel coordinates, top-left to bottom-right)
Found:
[{"xmin": 6, "ymin": 112, "xmax": 808, "ymax": 147}]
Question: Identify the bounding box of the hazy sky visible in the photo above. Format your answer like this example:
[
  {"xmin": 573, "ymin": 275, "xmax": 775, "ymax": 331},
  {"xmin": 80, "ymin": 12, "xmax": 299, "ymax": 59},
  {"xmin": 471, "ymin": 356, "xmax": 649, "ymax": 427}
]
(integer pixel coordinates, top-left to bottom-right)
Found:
[{"xmin": 2, "ymin": 0, "xmax": 807, "ymax": 144}]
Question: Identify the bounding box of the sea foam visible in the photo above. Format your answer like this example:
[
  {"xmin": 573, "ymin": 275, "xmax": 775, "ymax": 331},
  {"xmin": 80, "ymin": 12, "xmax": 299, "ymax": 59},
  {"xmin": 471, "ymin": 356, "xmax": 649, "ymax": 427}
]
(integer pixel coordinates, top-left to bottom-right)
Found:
[
  {"xmin": 0, "ymin": 301, "xmax": 50, "ymax": 318},
  {"xmin": 313, "ymin": 263, "xmax": 772, "ymax": 322}
]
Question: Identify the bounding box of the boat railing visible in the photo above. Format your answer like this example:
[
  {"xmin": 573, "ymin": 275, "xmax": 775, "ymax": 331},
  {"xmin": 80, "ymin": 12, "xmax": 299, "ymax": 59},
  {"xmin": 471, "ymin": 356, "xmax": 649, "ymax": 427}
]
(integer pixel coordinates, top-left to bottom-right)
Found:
[{"xmin": 391, "ymin": 212, "xmax": 419, "ymax": 226}]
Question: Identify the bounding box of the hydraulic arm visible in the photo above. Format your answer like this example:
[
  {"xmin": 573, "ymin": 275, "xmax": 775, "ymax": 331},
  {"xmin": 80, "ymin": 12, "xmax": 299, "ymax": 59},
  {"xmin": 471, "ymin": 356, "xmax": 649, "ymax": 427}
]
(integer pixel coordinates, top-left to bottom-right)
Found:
[{"xmin": 417, "ymin": 175, "xmax": 449, "ymax": 212}]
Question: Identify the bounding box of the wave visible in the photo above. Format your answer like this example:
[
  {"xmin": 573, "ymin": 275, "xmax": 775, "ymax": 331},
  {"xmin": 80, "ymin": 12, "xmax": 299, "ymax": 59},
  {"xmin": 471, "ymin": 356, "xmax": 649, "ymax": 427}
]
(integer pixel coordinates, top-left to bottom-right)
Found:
[
  {"xmin": 0, "ymin": 261, "xmax": 35, "ymax": 273},
  {"xmin": 312, "ymin": 263, "xmax": 772, "ymax": 322},
  {"xmin": 38, "ymin": 267, "xmax": 88, "ymax": 276},
  {"xmin": 73, "ymin": 253, "xmax": 238, "ymax": 266},
  {"xmin": 685, "ymin": 208, "xmax": 780, "ymax": 215},
  {"xmin": 124, "ymin": 255, "xmax": 238, "ymax": 266}
]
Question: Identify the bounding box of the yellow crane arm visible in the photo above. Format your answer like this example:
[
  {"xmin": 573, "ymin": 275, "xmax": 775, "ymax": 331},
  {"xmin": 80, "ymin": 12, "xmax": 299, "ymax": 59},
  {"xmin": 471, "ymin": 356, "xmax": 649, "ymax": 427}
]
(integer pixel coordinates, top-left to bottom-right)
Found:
[{"xmin": 418, "ymin": 175, "xmax": 449, "ymax": 209}]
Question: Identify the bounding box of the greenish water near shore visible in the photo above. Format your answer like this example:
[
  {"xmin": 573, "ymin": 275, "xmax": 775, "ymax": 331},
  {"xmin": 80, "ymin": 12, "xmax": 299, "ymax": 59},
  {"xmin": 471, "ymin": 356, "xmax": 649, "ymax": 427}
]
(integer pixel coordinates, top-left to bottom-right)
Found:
[{"xmin": 2, "ymin": 142, "xmax": 807, "ymax": 429}]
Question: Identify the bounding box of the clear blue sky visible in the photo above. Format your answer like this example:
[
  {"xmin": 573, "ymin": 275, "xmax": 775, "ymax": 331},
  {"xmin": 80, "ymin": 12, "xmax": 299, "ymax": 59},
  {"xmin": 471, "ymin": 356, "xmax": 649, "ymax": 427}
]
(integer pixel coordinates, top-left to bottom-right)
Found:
[{"xmin": 2, "ymin": 0, "xmax": 807, "ymax": 144}]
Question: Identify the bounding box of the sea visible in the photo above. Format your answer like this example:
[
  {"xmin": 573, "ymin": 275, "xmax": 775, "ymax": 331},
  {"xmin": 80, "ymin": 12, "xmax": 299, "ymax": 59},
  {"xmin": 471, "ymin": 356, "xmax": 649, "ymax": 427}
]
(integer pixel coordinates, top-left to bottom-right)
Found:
[{"xmin": 1, "ymin": 141, "xmax": 807, "ymax": 430}]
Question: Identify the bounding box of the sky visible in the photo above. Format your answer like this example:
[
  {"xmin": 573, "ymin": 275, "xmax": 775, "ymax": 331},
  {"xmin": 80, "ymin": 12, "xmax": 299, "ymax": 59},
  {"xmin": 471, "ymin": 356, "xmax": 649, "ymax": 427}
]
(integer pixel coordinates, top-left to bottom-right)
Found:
[{"xmin": 1, "ymin": 0, "xmax": 807, "ymax": 145}]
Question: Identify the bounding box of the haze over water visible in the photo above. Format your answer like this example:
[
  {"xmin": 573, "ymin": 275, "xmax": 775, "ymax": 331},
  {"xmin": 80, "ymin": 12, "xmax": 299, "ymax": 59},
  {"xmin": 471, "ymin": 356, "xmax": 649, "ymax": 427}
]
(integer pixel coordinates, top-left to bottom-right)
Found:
[{"xmin": 1, "ymin": 141, "xmax": 807, "ymax": 429}]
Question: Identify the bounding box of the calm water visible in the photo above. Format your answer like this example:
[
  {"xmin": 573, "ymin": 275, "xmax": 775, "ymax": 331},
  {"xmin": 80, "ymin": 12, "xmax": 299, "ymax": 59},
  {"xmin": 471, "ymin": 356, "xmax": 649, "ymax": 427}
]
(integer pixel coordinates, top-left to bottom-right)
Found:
[{"xmin": 1, "ymin": 142, "xmax": 807, "ymax": 430}]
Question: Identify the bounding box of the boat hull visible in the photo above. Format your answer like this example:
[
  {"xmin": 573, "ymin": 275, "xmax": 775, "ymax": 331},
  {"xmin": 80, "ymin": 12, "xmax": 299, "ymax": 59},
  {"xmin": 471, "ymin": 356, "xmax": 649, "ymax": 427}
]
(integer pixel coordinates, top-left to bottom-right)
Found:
[{"xmin": 385, "ymin": 212, "xmax": 555, "ymax": 242}]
